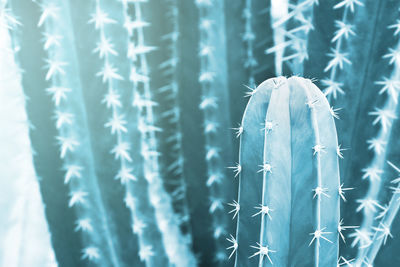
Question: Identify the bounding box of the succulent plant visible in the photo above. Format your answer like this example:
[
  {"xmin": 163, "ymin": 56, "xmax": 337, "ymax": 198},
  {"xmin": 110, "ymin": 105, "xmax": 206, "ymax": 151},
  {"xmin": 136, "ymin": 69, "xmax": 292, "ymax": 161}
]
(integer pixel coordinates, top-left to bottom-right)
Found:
[
  {"xmin": 2, "ymin": 0, "xmax": 400, "ymax": 266},
  {"xmin": 230, "ymin": 76, "xmax": 340, "ymax": 266}
]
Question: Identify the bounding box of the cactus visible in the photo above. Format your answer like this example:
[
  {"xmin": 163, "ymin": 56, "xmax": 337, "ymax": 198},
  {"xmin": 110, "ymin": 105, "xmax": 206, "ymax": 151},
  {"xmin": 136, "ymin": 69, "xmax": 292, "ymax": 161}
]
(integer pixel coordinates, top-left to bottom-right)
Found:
[
  {"xmin": 36, "ymin": 0, "xmax": 128, "ymax": 264},
  {"xmin": 90, "ymin": 0, "xmax": 170, "ymax": 265},
  {"xmin": 0, "ymin": 3, "xmax": 56, "ymax": 266},
  {"xmin": 194, "ymin": 0, "xmax": 236, "ymax": 263},
  {"xmin": 122, "ymin": 1, "xmax": 196, "ymax": 266},
  {"xmin": 231, "ymin": 76, "xmax": 340, "ymax": 266}
]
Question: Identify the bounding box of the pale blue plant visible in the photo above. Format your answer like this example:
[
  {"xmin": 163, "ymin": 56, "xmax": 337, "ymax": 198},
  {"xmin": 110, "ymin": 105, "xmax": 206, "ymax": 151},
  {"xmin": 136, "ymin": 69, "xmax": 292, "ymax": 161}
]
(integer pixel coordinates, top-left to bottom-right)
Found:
[{"xmin": 230, "ymin": 76, "xmax": 341, "ymax": 266}]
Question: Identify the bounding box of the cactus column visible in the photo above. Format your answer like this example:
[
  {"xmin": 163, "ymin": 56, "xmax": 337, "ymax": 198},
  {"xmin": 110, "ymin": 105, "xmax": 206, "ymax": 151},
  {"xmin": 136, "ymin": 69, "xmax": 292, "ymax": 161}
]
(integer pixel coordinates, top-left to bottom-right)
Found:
[
  {"xmin": 37, "ymin": 0, "xmax": 123, "ymax": 264},
  {"xmin": 0, "ymin": 3, "xmax": 57, "ymax": 266},
  {"xmin": 123, "ymin": 0, "xmax": 196, "ymax": 266},
  {"xmin": 231, "ymin": 77, "xmax": 340, "ymax": 266},
  {"xmin": 195, "ymin": 0, "xmax": 235, "ymax": 263}
]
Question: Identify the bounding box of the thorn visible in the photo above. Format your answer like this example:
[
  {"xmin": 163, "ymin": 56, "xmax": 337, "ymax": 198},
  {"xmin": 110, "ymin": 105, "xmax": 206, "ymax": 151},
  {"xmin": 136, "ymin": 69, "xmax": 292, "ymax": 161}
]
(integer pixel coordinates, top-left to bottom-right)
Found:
[
  {"xmin": 339, "ymin": 183, "xmax": 353, "ymax": 201},
  {"xmin": 231, "ymin": 124, "xmax": 243, "ymax": 138},
  {"xmin": 338, "ymin": 219, "xmax": 358, "ymax": 243},
  {"xmin": 252, "ymin": 204, "xmax": 273, "ymax": 219},
  {"xmin": 330, "ymin": 106, "xmax": 342, "ymax": 119},
  {"xmin": 226, "ymin": 234, "xmax": 238, "ymax": 259},
  {"xmin": 312, "ymin": 144, "xmax": 326, "ymax": 155},
  {"xmin": 249, "ymin": 243, "xmax": 276, "ymax": 264},
  {"xmin": 257, "ymin": 163, "xmax": 272, "ymax": 173},
  {"xmin": 313, "ymin": 186, "xmax": 330, "ymax": 199},
  {"xmin": 244, "ymin": 84, "xmax": 257, "ymax": 97},
  {"xmin": 309, "ymin": 227, "xmax": 332, "ymax": 246},
  {"xmin": 227, "ymin": 200, "xmax": 240, "ymax": 220},
  {"xmin": 228, "ymin": 163, "xmax": 241, "ymax": 178}
]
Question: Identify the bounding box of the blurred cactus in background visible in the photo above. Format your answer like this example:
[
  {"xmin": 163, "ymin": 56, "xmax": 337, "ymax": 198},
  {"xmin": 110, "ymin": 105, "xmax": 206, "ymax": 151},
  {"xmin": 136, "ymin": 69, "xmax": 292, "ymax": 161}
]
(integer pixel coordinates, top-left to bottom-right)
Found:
[{"xmin": 1, "ymin": 0, "xmax": 400, "ymax": 267}]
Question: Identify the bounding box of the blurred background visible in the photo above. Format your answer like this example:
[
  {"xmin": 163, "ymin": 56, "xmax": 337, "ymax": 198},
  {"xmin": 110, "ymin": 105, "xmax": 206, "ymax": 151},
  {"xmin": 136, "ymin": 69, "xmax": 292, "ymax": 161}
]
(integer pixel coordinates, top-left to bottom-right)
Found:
[{"xmin": 1, "ymin": 0, "xmax": 400, "ymax": 266}]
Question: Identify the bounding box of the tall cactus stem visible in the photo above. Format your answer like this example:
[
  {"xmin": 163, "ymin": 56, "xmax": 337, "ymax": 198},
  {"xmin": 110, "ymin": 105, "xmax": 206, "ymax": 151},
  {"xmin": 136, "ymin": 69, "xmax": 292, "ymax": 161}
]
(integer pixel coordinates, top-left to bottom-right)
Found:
[
  {"xmin": 123, "ymin": 1, "xmax": 196, "ymax": 266},
  {"xmin": 158, "ymin": 0, "xmax": 193, "ymax": 242},
  {"xmin": 233, "ymin": 77, "xmax": 340, "ymax": 266},
  {"xmin": 38, "ymin": 0, "xmax": 121, "ymax": 264}
]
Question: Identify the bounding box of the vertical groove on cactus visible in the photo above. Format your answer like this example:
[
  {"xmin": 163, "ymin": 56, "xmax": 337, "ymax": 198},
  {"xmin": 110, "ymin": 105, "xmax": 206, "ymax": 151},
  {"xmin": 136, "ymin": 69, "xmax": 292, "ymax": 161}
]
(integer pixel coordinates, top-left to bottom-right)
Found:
[
  {"xmin": 354, "ymin": 14, "xmax": 400, "ymax": 264},
  {"xmin": 156, "ymin": 0, "xmax": 193, "ymax": 243},
  {"xmin": 233, "ymin": 77, "xmax": 340, "ymax": 266},
  {"xmin": 124, "ymin": 1, "xmax": 196, "ymax": 266},
  {"xmin": 0, "ymin": 3, "xmax": 57, "ymax": 266},
  {"xmin": 322, "ymin": 0, "xmax": 362, "ymax": 101},
  {"xmin": 267, "ymin": 0, "xmax": 317, "ymax": 75},
  {"xmin": 38, "ymin": 0, "xmax": 122, "ymax": 264}
]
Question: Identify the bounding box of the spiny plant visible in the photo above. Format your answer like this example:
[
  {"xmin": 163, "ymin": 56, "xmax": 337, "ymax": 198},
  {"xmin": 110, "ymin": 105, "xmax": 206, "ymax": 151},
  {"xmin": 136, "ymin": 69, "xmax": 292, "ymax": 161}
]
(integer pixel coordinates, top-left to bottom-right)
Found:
[
  {"xmin": 3, "ymin": 0, "xmax": 400, "ymax": 266},
  {"xmin": 89, "ymin": 0, "xmax": 169, "ymax": 265},
  {"xmin": 6, "ymin": 0, "xmax": 194, "ymax": 265},
  {"xmin": 229, "ymin": 76, "xmax": 341, "ymax": 266},
  {"xmin": 37, "ymin": 0, "xmax": 131, "ymax": 264}
]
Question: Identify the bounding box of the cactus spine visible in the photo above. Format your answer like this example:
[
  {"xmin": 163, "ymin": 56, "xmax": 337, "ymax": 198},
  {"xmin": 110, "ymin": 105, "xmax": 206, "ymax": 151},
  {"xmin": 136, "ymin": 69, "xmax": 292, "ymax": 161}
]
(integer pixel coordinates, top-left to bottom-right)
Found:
[
  {"xmin": 232, "ymin": 76, "xmax": 340, "ymax": 266},
  {"xmin": 0, "ymin": 3, "xmax": 56, "ymax": 266}
]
